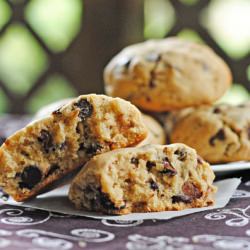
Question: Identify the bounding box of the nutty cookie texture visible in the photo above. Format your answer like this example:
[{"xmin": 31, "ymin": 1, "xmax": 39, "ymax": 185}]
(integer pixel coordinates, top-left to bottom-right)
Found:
[
  {"xmin": 0, "ymin": 94, "xmax": 147, "ymax": 201},
  {"xmin": 104, "ymin": 37, "xmax": 231, "ymax": 111},
  {"xmin": 69, "ymin": 144, "xmax": 216, "ymax": 215},
  {"xmin": 169, "ymin": 102, "xmax": 250, "ymax": 163}
]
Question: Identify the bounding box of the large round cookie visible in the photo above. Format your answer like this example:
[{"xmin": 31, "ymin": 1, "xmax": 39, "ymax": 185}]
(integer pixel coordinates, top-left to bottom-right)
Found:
[
  {"xmin": 169, "ymin": 103, "xmax": 250, "ymax": 163},
  {"xmin": 104, "ymin": 37, "xmax": 232, "ymax": 111},
  {"xmin": 69, "ymin": 143, "xmax": 216, "ymax": 214}
]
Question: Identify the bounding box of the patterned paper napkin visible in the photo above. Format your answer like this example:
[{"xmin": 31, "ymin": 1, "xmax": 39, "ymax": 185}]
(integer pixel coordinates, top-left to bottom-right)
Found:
[{"xmin": 0, "ymin": 178, "xmax": 240, "ymax": 221}]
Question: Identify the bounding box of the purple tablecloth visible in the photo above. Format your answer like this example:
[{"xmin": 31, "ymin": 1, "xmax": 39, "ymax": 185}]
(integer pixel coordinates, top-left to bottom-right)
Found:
[{"xmin": 0, "ymin": 115, "xmax": 250, "ymax": 250}]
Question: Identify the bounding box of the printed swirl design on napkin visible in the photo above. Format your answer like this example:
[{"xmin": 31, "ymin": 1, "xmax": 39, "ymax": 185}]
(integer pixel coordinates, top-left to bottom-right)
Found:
[
  {"xmin": 0, "ymin": 207, "xmax": 51, "ymax": 225},
  {"xmin": 205, "ymin": 205, "xmax": 250, "ymax": 227},
  {"xmin": 126, "ymin": 234, "xmax": 250, "ymax": 250}
]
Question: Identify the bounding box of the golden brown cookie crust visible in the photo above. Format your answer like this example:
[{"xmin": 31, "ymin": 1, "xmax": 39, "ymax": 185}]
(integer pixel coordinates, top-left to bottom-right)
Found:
[
  {"xmin": 104, "ymin": 37, "xmax": 232, "ymax": 111},
  {"xmin": 139, "ymin": 113, "xmax": 166, "ymax": 145},
  {"xmin": 170, "ymin": 103, "xmax": 250, "ymax": 163}
]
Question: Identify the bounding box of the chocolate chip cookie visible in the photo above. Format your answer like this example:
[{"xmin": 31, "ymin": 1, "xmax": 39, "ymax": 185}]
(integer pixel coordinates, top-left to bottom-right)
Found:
[
  {"xmin": 169, "ymin": 103, "xmax": 250, "ymax": 163},
  {"xmin": 69, "ymin": 143, "xmax": 216, "ymax": 214},
  {"xmin": 104, "ymin": 37, "xmax": 231, "ymax": 111},
  {"xmin": 0, "ymin": 94, "xmax": 147, "ymax": 201}
]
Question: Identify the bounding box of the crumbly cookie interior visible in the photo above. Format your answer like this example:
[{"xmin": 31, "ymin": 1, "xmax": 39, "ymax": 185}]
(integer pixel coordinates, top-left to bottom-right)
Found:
[{"xmin": 69, "ymin": 144, "xmax": 216, "ymax": 214}]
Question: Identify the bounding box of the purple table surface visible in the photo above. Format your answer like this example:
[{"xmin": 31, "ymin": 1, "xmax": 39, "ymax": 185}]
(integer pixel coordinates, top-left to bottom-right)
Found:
[{"xmin": 0, "ymin": 115, "xmax": 250, "ymax": 250}]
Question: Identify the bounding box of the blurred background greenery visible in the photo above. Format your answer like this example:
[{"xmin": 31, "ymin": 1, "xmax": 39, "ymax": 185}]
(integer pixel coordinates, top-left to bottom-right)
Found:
[{"xmin": 0, "ymin": 0, "xmax": 249, "ymax": 114}]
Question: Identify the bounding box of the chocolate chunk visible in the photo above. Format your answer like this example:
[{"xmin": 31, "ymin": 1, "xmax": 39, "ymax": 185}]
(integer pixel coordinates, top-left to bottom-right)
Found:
[
  {"xmin": 149, "ymin": 79, "xmax": 156, "ymax": 88},
  {"xmin": 125, "ymin": 178, "xmax": 131, "ymax": 184},
  {"xmin": 149, "ymin": 179, "xmax": 159, "ymax": 191},
  {"xmin": 38, "ymin": 130, "xmax": 55, "ymax": 153},
  {"xmin": 174, "ymin": 148, "xmax": 187, "ymax": 161},
  {"xmin": 182, "ymin": 181, "xmax": 202, "ymax": 199},
  {"xmin": 248, "ymin": 128, "xmax": 250, "ymax": 140},
  {"xmin": 160, "ymin": 158, "xmax": 177, "ymax": 175},
  {"xmin": 99, "ymin": 189, "xmax": 125, "ymax": 210},
  {"xmin": 131, "ymin": 157, "xmax": 139, "ymax": 165},
  {"xmin": 45, "ymin": 164, "xmax": 60, "ymax": 177},
  {"xmin": 145, "ymin": 53, "xmax": 161, "ymax": 62},
  {"xmin": 213, "ymin": 107, "xmax": 221, "ymax": 114},
  {"xmin": 19, "ymin": 165, "xmax": 42, "ymax": 189},
  {"xmin": 83, "ymin": 186, "xmax": 100, "ymax": 209},
  {"xmin": 52, "ymin": 108, "xmax": 62, "ymax": 115},
  {"xmin": 74, "ymin": 99, "xmax": 93, "ymax": 120},
  {"xmin": 209, "ymin": 129, "xmax": 225, "ymax": 146},
  {"xmin": 172, "ymin": 195, "xmax": 192, "ymax": 203},
  {"xmin": 79, "ymin": 142, "xmax": 102, "ymax": 155},
  {"xmin": 87, "ymin": 143, "xmax": 102, "ymax": 155},
  {"xmin": 21, "ymin": 151, "xmax": 30, "ymax": 157},
  {"xmin": 146, "ymin": 161, "xmax": 156, "ymax": 171}
]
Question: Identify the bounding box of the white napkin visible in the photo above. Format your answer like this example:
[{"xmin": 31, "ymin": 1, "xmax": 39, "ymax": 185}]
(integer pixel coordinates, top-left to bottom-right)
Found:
[{"xmin": 2, "ymin": 178, "xmax": 240, "ymax": 221}]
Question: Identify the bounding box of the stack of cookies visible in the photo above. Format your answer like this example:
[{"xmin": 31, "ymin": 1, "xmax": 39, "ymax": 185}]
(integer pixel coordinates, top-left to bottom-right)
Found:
[
  {"xmin": 0, "ymin": 38, "xmax": 219, "ymax": 215},
  {"xmin": 104, "ymin": 37, "xmax": 249, "ymax": 165}
]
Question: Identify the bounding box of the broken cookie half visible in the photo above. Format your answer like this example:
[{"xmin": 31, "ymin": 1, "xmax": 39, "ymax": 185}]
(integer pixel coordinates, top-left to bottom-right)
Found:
[
  {"xmin": 69, "ymin": 143, "xmax": 217, "ymax": 215},
  {"xmin": 0, "ymin": 94, "xmax": 147, "ymax": 201}
]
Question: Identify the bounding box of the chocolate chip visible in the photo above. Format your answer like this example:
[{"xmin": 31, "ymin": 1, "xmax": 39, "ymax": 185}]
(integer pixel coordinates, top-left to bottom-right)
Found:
[
  {"xmin": 52, "ymin": 108, "xmax": 62, "ymax": 115},
  {"xmin": 38, "ymin": 130, "xmax": 55, "ymax": 153},
  {"xmin": 87, "ymin": 143, "xmax": 102, "ymax": 155},
  {"xmin": 19, "ymin": 165, "xmax": 42, "ymax": 189},
  {"xmin": 79, "ymin": 143, "xmax": 84, "ymax": 150},
  {"xmin": 99, "ymin": 189, "xmax": 125, "ymax": 210},
  {"xmin": 21, "ymin": 151, "xmax": 30, "ymax": 157},
  {"xmin": 213, "ymin": 107, "xmax": 221, "ymax": 114},
  {"xmin": 80, "ymin": 142, "xmax": 102, "ymax": 155},
  {"xmin": 131, "ymin": 157, "xmax": 139, "ymax": 165},
  {"xmin": 160, "ymin": 158, "xmax": 177, "ymax": 176},
  {"xmin": 174, "ymin": 148, "xmax": 187, "ymax": 161},
  {"xmin": 146, "ymin": 161, "xmax": 156, "ymax": 171},
  {"xmin": 125, "ymin": 178, "xmax": 131, "ymax": 184},
  {"xmin": 145, "ymin": 53, "xmax": 161, "ymax": 62},
  {"xmin": 45, "ymin": 164, "xmax": 60, "ymax": 177},
  {"xmin": 182, "ymin": 181, "xmax": 202, "ymax": 199},
  {"xmin": 149, "ymin": 179, "xmax": 158, "ymax": 191},
  {"xmin": 209, "ymin": 129, "xmax": 225, "ymax": 146},
  {"xmin": 149, "ymin": 79, "xmax": 156, "ymax": 88},
  {"xmin": 172, "ymin": 195, "xmax": 192, "ymax": 204},
  {"xmin": 74, "ymin": 99, "xmax": 93, "ymax": 120}
]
